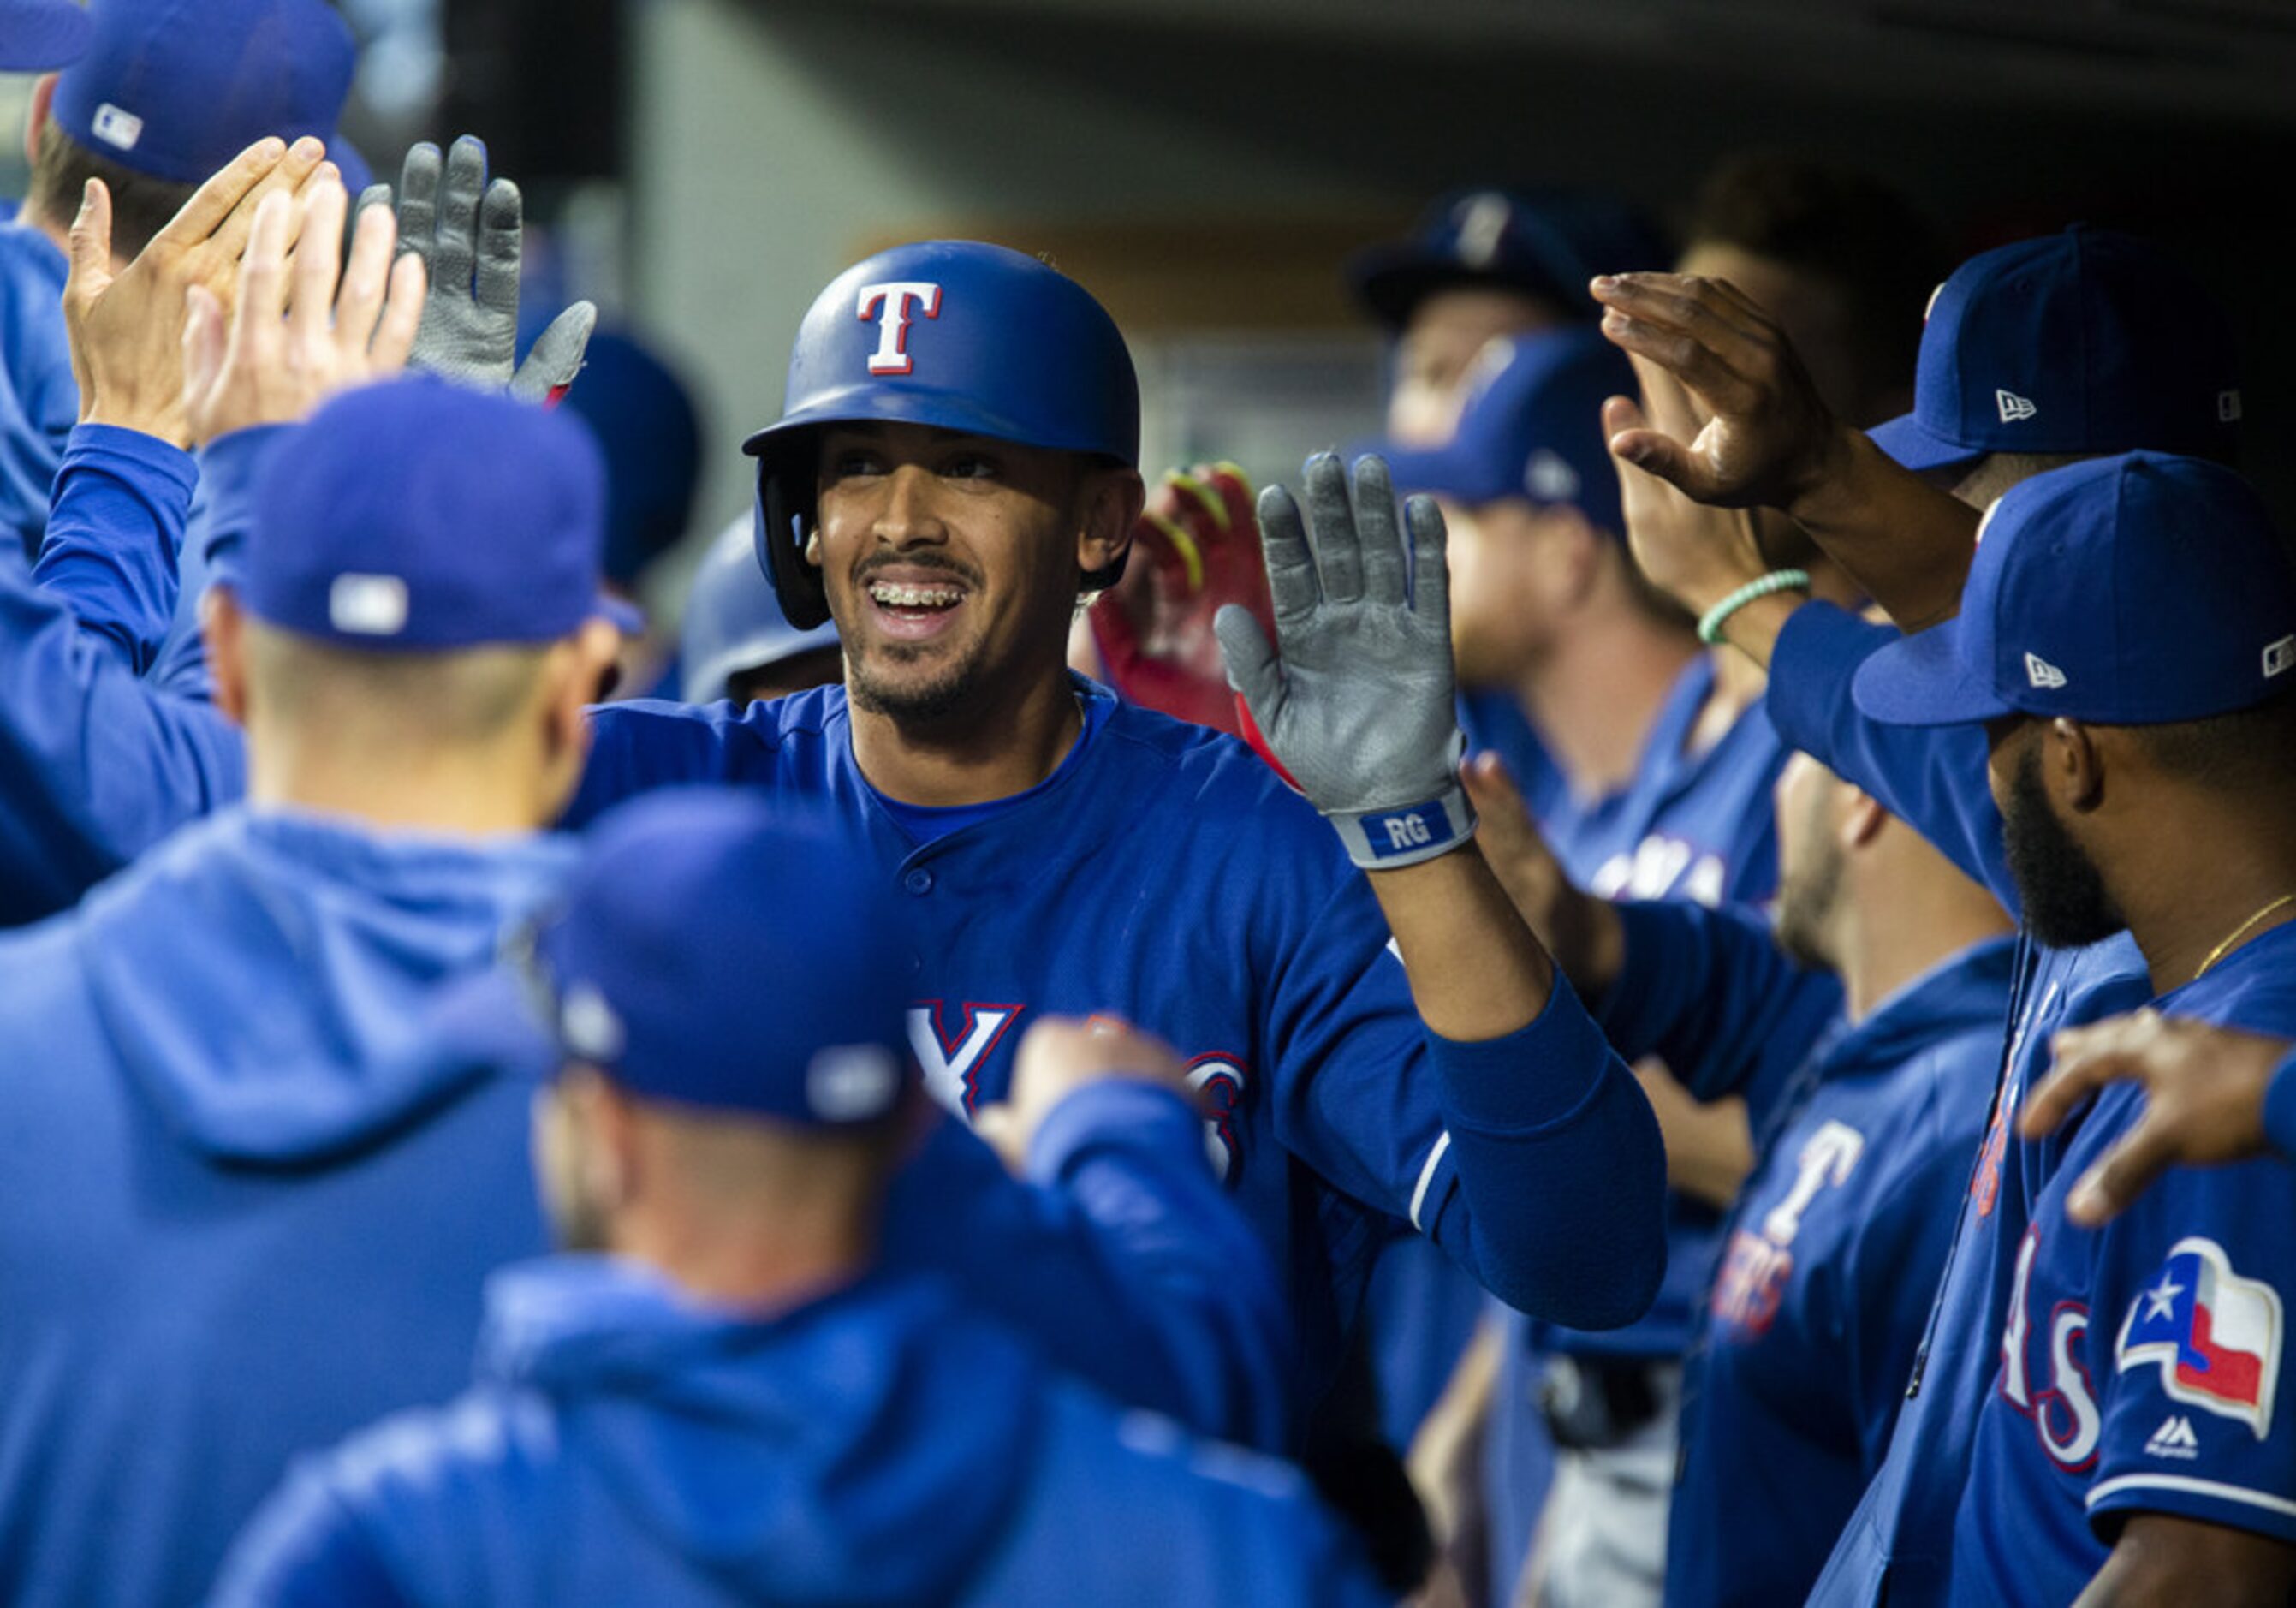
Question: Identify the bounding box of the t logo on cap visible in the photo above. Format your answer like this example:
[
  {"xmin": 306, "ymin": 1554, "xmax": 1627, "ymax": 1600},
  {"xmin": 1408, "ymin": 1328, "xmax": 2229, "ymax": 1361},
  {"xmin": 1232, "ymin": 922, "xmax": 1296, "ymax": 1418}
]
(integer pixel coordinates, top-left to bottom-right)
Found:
[{"xmin": 858, "ymin": 282, "xmax": 942, "ymax": 377}]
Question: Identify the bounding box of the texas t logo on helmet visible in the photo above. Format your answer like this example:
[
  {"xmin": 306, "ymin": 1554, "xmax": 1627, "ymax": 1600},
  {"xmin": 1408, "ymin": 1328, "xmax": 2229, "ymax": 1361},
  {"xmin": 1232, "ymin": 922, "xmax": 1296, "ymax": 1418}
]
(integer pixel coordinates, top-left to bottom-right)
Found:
[{"xmin": 858, "ymin": 282, "xmax": 942, "ymax": 376}]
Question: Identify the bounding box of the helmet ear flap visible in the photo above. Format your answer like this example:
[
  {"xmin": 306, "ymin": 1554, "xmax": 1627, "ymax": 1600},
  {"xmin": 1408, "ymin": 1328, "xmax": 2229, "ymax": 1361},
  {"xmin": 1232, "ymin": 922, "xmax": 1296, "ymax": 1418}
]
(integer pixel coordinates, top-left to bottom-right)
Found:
[{"xmin": 756, "ymin": 460, "xmax": 833, "ymax": 631}]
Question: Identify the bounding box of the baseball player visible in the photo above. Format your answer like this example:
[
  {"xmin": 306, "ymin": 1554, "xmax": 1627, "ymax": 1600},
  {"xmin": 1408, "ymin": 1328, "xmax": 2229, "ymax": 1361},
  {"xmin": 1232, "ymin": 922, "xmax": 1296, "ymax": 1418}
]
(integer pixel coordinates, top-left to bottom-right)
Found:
[
  {"xmin": 1347, "ymin": 185, "xmax": 1668, "ymax": 446},
  {"xmin": 1587, "ymin": 234, "xmax": 2248, "ymax": 1606},
  {"xmin": 211, "ymin": 789, "xmax": 1385, "ymax": 1608},
  {"xmin": 568, "ymin": 240, "xmax": 1671, "ymax": 1426},
  {"xmin": 0, "ymin": 134, "xmax": 586, "ymax": 925},
  {"xmin": 1853, "ymin": 453, "xmax": 2296, "ymax": 1603},
  {"xmin": 0, "ymin": 204, "xmax": 1294, "ymax": 1601},
  {"xmin": 0, "ymin": 0, "xmax": 359, "ymax": 558},
  {"xmin": 681, "ymin": 511, "xmax": 842, "ymax": 704},
  {"xmin": 1461, "ymin": 733, "xmax": 2012, "ymax": 1608},
  {"xmin": 1383, "ymin": 182, "xmax": 1924, "ymax": 1603}
]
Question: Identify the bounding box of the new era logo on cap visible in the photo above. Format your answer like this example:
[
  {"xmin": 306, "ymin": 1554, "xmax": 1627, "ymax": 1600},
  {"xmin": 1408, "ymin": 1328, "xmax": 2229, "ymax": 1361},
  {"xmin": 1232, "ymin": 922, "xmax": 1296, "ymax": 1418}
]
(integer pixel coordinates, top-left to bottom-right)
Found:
[
  {"xmin": 2265, "ymin": 635, "xmax": 2296, "ymax": 680},
  {"xmin": 1997, "ymin": 390, "xmax": 2038, "ymax": 424},
  {"xmin": 91, "ymin": 102, "xmax": 142, "ymax": 150},
  {"xmin": 2025, "ymin": 652, "xmax": 2067, "ymax": 690},
  {"xmin": 2221, "ymin": 390, "xmax": 2245, "ymax": 424}
]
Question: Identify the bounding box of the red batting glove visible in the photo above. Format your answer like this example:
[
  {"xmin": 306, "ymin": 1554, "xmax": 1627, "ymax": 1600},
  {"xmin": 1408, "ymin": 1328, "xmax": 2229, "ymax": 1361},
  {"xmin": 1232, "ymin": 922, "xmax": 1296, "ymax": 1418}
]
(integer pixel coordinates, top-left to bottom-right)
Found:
[{"xmin": 1088, "ymin": 462, "xmax": 1276, "ymax": 739}]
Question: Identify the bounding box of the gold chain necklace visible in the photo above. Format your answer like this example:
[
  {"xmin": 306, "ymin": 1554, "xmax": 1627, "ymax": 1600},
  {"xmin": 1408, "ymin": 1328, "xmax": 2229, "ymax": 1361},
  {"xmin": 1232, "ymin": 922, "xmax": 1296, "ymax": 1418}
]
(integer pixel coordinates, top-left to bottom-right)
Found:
[{"xmin": 2193, "ymin": 891, "xmax": 2296, "ymax": 982}]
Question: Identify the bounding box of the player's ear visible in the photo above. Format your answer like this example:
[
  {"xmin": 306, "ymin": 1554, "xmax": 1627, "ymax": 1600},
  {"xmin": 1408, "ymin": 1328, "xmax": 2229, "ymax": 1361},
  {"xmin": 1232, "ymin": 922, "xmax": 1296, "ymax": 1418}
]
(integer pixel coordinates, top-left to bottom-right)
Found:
[
  {"xmin": 202, "ymin": 586, "xmax": 251, "ymax": 727},
  {"xmin": 2051, "ymin": 718, "xmax": 2106, "ymax": 813},
  {"xmin": 1076, "ymin": 465, "xmax": 1145, "ymax": 583},
  {"xmin": 1841, "ymin": 789, "xmax": 1889, "ymax": 851},
  {"xmin": 23, "ymin": 74, "xmax": 55, "ymax": 171}
]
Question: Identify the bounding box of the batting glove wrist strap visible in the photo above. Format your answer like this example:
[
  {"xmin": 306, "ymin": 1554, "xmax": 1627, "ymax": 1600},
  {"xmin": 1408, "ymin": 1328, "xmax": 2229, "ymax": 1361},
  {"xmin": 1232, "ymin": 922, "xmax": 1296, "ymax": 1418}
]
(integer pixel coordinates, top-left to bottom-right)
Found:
[{"xmin": 1329, "ymin": 785, "xmax": 1478, "ymax": 870}]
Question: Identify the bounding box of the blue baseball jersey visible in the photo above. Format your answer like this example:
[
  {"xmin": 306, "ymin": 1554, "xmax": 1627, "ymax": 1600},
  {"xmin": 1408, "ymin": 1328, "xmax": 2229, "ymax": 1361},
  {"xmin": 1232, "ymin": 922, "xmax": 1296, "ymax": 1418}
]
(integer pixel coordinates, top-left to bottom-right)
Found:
[
  {"xmin": 1954, "ymin": 922, "xmax": 2296, "ymax": 1603},
  {"xmin": 1463, "ymin": 652, "xmax": 1784, "ymax": 909},
  {"xmin": 0, "ymin": 223, "xmax": 72, "ymax": 561},
  {"xmin": 568, "ymin": 682, "xmax": 1669, "ymax": 1417},
  {"xmin": 213, "ymin": 1260, "xmax": 1388, "ymax": 1608},
  {"xmin": 1771, "ymin": 598, "xmax": 2159, "ymax": 1607},
  {"xmin": 1664, "ymin": 932, "xmax": 2014, "ymax": 1608},
  {"xmin": 0, "ymin": 423, "xmax": 245, "ymax": 924}
]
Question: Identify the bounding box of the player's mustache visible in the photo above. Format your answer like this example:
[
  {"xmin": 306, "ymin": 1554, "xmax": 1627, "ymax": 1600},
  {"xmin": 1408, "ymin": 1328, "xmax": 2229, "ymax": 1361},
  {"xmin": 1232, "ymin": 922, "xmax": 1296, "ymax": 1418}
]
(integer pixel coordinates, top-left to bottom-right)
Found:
[{"xmin": 852, "ymin": 553, "xmax": 984, "ymax": 590}]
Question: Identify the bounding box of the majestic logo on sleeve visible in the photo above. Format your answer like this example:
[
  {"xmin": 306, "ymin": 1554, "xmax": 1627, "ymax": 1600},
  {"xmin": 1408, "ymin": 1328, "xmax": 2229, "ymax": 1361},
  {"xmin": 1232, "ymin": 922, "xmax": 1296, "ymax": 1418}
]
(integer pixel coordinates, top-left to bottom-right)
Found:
[
  {"xmin": 2117, "ymin": 1236, "xmax": 2282, "ymax": 1438},
  {"xmin": 857, "ymin": 282, "xmax": 942, "ymax": 376}
]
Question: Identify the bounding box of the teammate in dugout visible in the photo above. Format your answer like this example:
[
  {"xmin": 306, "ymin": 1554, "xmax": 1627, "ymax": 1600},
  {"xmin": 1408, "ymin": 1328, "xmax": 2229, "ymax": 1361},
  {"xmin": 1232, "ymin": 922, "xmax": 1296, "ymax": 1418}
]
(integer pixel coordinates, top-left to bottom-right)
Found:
[
  {"xmin": 1466, "ymin": 741, "xmax": 2013, "ymax": 1605},
  {"xmin": 0, "ymin": 182, "xmax": 1303, "ymax": 1603},
  {"xmin": 565, "ymin": 240, "xmax": 1670, "ymax": 1419},
  {"xmin": 1582, "ymin": 224, "xmax": 2247, "ymax": 1608},
  {"xmin": 211, "ymin": 789, "xmax": 1388, "ymax": 1608}
]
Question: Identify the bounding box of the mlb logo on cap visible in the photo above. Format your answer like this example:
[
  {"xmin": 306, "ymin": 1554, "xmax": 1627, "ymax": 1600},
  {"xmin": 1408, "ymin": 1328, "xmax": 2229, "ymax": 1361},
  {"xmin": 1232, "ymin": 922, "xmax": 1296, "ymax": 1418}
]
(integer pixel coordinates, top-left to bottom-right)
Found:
[
  {"xmin": 1853, "ymin": 451, "xmax": 2296, "ymax": 730},
  {"xmin": 90, "ymin": 102, "xmax": 143, "ymax": 151}
]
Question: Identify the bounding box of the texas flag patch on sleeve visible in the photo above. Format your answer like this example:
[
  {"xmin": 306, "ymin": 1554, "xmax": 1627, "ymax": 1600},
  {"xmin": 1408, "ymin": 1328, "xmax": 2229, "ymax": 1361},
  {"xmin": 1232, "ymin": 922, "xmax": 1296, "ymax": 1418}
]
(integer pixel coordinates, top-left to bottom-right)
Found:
[{"xmin": 2116, "ymin": 1236, "xmax": 2284, "ymax": 1439}]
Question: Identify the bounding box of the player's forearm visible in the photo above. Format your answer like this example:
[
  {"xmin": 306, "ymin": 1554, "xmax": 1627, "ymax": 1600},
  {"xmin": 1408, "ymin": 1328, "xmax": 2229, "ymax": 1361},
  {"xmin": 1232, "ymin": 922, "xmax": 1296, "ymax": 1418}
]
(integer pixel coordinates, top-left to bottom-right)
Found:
[
  {"xmin": 1786, "ymin": 430, "xmax": 1979, "ymax": 631},
  {"xmin": 2077, "ymin": 1515, "xmax": 2296, "ymax": 1608},
  {"xmin": 1425, "ymin": 976, "xmax": 1668, "ymax": 1329},
  {"xmin": 35, "ymin": 423, "xmax": 198, "ymax": 672},
  {"xmin": 1368, "ymin": 843, "xmax": 1554, "ymax": 1041}
]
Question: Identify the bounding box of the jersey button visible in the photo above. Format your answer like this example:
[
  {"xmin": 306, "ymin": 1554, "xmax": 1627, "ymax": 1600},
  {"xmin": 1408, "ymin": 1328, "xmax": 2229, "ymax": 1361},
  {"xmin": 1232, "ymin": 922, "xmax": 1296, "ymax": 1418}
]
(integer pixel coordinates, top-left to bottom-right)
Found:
[{"xmin": 903, "ymin": 868, "xmax": 934, "ymax": 896}]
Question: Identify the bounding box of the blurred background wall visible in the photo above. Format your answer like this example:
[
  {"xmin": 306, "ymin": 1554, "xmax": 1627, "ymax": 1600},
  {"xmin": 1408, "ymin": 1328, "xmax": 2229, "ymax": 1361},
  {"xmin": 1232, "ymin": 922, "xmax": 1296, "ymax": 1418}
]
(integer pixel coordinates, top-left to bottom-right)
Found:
[{"xmin": 11, "ymin": 0, "xmax": 2293, "ymax": 581}]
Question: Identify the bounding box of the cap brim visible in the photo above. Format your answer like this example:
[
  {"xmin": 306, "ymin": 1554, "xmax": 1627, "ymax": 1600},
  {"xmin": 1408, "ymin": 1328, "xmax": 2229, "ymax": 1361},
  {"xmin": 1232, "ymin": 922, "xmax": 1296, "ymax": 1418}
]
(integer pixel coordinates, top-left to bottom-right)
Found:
[
  {"xmin": 595, "ymin": 594, "xmax": 645, "ymax": 635},
  {"xmin": 1867, "ymin": 414, "xmax": 1986, "ymax": 476},
  {"xmin": 1851, "ymin": 618, "xmax": 2015, "ymax": 728},
  {"xmin": 1375, "ymin": 439, "xmax": 1513, "ymax": 506},
  {"xmin": 0, "ymin": 2, "xmax": 91, "ymax": 70}
]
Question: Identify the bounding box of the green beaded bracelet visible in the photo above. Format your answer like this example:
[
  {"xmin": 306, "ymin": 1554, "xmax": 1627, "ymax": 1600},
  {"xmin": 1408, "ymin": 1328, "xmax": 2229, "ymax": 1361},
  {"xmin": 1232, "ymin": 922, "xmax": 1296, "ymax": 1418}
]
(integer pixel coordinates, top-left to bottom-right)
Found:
[{"xmin": 1696, "ymin": 569, "xmax": 1811, "ymax": 646}]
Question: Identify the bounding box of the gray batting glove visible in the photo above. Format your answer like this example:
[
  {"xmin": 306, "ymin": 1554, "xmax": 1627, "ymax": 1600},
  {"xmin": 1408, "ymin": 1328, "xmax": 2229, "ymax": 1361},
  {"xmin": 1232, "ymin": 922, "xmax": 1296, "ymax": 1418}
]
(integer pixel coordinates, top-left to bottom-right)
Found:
[
  {"xmin": 1215, "ymin": 453, "xmax": 1474, "ymax": 870},
  {"xmin": 360, "ymin": 135, "xmax": 596, "ymax": 402}
]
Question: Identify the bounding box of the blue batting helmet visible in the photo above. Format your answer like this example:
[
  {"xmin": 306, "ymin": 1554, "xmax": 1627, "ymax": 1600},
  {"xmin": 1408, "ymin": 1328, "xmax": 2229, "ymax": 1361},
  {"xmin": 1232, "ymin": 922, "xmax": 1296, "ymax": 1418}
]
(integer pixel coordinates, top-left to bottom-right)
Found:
[{"xmin": 741, "ymin": 241, "xmax": 1140, "ymax": 630}]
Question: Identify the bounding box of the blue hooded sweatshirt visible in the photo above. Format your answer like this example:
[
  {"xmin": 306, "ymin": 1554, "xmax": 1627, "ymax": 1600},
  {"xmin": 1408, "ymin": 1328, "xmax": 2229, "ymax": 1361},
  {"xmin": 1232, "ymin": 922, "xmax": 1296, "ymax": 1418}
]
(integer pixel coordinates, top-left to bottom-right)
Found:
[
  {"xmin": 0, "ymin": 801, "xmax": 1296, "ymax": 1605},
  {"xmin": 0, "ymin": 807, "xmax": 573, "ymax": 1608},
  {"xmin": 212, "ymin": 1259, "xmax": 1389, "ymax": 1608}
]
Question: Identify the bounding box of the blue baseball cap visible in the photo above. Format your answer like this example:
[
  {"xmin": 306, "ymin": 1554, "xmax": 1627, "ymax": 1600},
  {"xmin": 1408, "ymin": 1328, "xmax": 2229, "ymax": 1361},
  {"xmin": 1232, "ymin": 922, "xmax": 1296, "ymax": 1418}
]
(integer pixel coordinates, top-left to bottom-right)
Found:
[
  {"xmin": 1346, "ymin": 187, "xmax": 1669, "ymax": 329},
  {"xmin": 681, "ymin": 513, "xmax": 840, "ymax": 704},
  {"xmin": 1, "ymin": 0, "xmax": 92, "ymax": 70},
  {"xmin": 51, "ymin": 0, "xmax": 354, "ymax": 183},
  {"xmin": 1852, "ymin": 452, "xmax": 2296, "ymax": 730},
  {"xmin": 1869, "ymin": 227, "xmax": 2241, "ymax": 476},
  {"xmin": 242, "ymin": 377, "xmax": 615, "ymax": 650},
  {"xmin": 525, "ymin": 788, "xmax": 915, "ymax": 1126},
  {"xmin": 557, "ymin": 327, "xmax": 703, "ymax": 589},
  {"xmin": 1378, "ymin": 326, "xmax": 1633, "ymax": 534}
]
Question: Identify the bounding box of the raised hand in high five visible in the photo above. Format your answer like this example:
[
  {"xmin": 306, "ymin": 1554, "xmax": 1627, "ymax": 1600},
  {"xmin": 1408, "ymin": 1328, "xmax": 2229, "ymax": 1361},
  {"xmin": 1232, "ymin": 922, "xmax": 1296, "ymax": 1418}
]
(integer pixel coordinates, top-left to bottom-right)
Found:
[
  {"xmin": 360, "ymin": 135, "xmax": 595, "ymax": 403},
  {"xmin": 64, "ymin": 134, "xmax": 330, "ymax": 445},
  {"xmin": 1214, "ymin": 453, "xmax": 1470, "ymax": 871},
  {"xmin": 180, "ymin": 176, "xmax": 427, "ymax": 446}
]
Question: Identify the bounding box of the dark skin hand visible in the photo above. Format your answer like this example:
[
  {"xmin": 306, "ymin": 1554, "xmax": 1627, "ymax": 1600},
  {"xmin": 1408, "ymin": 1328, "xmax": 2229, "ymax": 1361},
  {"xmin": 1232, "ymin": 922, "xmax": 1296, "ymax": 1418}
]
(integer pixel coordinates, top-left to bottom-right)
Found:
[
  {"xmin": 2019, "ymin": 1009, "xmax": 2288, "ymax": 1225},
  {"xmin": 1589, "ymin": 271, "xmax": 1980, "ymax": 632},
  {"xmin": 2079, "ymin": 1513, "xmax": 2296, "ymax": 1607}
]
